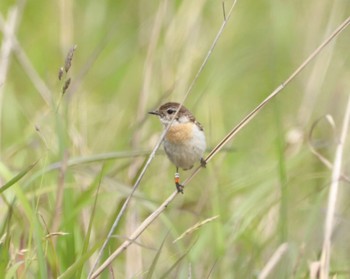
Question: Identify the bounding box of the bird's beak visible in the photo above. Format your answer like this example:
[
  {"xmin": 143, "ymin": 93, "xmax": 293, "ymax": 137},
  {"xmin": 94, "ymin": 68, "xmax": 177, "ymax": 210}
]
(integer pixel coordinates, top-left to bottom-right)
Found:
[{"xmin": 148, "ymin": 110, "xmax": 160, "ymax": 116}]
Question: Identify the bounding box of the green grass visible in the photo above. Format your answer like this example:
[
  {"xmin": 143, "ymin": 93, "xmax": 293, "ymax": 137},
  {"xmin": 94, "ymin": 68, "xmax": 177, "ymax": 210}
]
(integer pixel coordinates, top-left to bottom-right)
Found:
[{"xmin": 0, "ymin": 0, "xmax": 350, "ymax": 278}]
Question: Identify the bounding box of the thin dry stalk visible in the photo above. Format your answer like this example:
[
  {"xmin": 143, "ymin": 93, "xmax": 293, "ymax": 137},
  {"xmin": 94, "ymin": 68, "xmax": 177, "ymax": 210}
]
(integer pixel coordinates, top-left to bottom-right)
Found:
[
  {"xmin": 173, "ymin": 215, "xmax": 219, "ymax": 243},
  {"xmin": 179, "ymin": 0, "xmax": 237, "ymax": 108},
  {"xmin": 89, "ymin": 16, "xmax": 350, "ymax": 279},
  {"xmin": 203, "ymin": 16, "xmax": 350, "ymax": 164},
  {"xmin": 89, "ymin": 192, "xmax": 178, "ymax": 279},
  {"xmin": 258, "ymin": 243, "xmax": 288, "ymax": 279},
  {"xmin": 88, "ymin": 4, "xmax": 168, "ymax": 277},
  {"xmin": 86, "ymin": 112, "xmax": 167, "ymax": 279},
  {"xmin": 87, "ymin": 2, "xmax": 238, "ymax": 277},
  {"xmin": 0, "ymin": 8, "xmax": 19, "ymax": 148},
  {"xmin": 125, "ymin": 4, "xmax": 168, "ymax": 277},
  {"xmin": 297, "ymin": 1, "xmax": 344, "ymax": 127},
  {"xmin": 0, "ymin": 14, "xmax": 51, "ymax": 105},
  {"xmin": 128, "ymin": 0, "xmax": 166, "ymax": 178},
  {"xmin": 319, "ymin": 96, "xmax": 350, "ymax": 279}
]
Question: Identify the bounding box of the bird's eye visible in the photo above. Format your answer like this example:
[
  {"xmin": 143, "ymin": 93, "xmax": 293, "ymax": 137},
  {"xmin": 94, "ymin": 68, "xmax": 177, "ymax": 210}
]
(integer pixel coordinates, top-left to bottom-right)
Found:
[{"xmin": 167, "ymin": 109, "xmax": 175, "ymax": 114}]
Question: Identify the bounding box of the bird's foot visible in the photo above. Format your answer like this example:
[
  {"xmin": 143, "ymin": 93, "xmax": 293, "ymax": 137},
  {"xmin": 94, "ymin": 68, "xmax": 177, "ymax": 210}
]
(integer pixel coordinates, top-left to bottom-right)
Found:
[
  {"xmin": 200, "ymin": 158, "xmax": 207, "ymax": 168},
  {"xmin": 174, "ymin": 172, "xmax": 184, "ymax": 194}
]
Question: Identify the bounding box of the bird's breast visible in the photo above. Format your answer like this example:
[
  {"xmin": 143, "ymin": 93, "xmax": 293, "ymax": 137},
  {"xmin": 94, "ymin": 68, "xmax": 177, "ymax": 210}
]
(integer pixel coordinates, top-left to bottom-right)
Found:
[{"xmin": 165, "ymin": 123, "xmax": 194, "ymax": 144}]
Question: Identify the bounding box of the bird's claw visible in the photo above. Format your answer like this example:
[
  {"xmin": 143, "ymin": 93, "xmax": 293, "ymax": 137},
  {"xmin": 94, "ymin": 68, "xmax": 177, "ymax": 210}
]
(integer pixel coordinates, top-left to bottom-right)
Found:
[
  {"xmin": 176, "ymin": 182, "xmax": 184, "ymax": 194},
  {"xmin": 200, "ymin": 158, "xmax": 207, "ymax": 168},
  {"xmin": 174, "ymin": 172, "xmax": 184, "ymax": 194}
]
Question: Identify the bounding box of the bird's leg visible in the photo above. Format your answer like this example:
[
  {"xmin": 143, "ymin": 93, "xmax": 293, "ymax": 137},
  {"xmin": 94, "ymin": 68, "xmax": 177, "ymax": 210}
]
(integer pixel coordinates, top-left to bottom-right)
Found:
[
  {"xmin": 200, "ymin": 158, "xmax": 207, "ymax": 168},
  {"xmin": 174, "ymin": 167, "xmax": 184, "ymax": 194}
]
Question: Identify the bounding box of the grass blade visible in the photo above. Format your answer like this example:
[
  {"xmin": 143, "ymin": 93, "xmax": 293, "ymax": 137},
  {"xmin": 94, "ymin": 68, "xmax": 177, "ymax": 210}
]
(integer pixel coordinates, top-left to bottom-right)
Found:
[
  {"xmin": 0, "ymin": 161, "xmax": 37, "ymax": 194},
  {"xmin": 145, "ymin": 233, "xmax": 168, "ymax": 279}
]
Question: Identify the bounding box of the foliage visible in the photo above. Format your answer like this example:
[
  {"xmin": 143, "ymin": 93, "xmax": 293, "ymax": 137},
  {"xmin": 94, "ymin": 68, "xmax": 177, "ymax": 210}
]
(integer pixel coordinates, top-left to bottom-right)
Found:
[{"xmin": 0, "ymin": 0, "xmax": 349, "ymax": 278}]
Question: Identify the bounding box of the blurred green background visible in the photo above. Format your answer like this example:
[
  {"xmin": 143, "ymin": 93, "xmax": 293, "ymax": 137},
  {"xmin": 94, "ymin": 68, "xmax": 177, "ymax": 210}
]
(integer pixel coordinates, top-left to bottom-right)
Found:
[{"xmin": 0, "ymin": 0, "xmax": 349, "ymax": 278}]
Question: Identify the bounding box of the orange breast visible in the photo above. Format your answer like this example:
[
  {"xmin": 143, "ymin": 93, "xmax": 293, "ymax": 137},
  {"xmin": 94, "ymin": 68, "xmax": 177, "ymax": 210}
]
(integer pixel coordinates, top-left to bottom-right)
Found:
[{"xmin": 165, "ymin": 123, "xmax": 193, "ymax": 144}]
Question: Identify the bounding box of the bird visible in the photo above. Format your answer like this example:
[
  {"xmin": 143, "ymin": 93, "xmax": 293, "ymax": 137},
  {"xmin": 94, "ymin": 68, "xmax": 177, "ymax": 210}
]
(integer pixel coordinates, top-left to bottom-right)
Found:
[{"xmin": 149, "ymin": 102, "xmax": 206, "ymax": 193}]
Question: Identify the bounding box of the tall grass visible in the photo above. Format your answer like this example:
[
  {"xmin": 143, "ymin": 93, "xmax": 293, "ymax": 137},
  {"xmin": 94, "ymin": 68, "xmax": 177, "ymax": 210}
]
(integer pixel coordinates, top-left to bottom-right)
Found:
[{"xmin": 0, "ymin": 0, "xmax": 349, "ymax": 278}]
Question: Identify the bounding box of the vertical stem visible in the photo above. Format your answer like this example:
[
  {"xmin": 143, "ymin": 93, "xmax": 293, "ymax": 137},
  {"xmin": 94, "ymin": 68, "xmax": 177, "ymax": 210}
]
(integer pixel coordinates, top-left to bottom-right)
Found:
[{"xmin": 319, "ymin": 96, "xmax": 350, "ymax": 278}]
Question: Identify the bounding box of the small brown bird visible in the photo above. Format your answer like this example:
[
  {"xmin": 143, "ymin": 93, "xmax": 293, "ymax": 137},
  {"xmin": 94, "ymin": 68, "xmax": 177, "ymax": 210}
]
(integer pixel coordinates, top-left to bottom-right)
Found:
[{"xmin": 149, "ymin": 102, "xmax": 206, "ymax": 193}]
